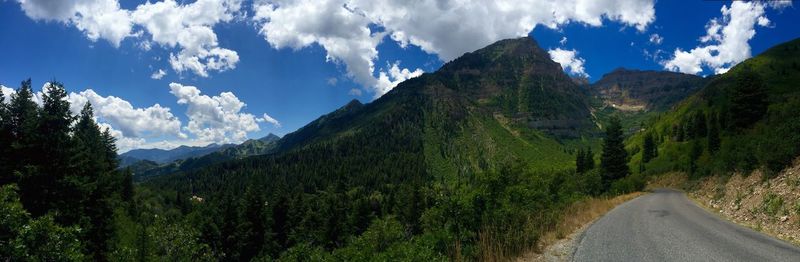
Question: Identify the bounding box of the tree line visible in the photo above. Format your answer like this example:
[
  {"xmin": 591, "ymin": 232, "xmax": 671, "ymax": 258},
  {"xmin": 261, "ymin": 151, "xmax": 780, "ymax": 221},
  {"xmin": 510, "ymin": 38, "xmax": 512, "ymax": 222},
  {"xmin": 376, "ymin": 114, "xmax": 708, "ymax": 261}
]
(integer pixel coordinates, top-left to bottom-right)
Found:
[{"xmin": 0, "ymin": 79, "xmax": 133, "ymax": 261}]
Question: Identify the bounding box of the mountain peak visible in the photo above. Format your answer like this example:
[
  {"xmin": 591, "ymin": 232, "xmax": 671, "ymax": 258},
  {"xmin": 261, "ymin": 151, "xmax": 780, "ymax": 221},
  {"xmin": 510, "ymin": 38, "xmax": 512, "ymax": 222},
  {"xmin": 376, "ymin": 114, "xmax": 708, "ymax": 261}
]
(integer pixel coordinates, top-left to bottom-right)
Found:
[
  {"xmin": 439, "ymin": 37, "xmax": 551, "ymax": 73},
  {"xmin": 259, "ymin": 133, "xmax": 281, "ymax": 142}
]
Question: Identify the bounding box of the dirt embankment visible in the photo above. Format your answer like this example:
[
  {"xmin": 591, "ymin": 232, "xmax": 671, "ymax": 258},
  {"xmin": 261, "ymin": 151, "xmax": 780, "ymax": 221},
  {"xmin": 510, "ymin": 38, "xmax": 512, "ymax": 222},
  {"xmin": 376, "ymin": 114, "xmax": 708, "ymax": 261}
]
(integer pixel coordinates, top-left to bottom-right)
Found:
[
  {"xmin": 649, "ymin": 159, "xmax": 800, "ymax": 245},
  {"xmin": 691, "ymin": 161, "xmax": 800, "ymax": 245}
]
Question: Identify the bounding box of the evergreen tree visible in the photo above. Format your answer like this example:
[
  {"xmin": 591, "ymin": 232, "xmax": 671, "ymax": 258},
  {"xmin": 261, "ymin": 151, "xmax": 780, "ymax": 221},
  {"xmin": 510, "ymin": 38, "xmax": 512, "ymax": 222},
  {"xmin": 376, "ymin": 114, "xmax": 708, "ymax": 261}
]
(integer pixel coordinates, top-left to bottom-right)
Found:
[
  {"xmin": 642, "ymin": 132, "xmax": 655, "ymax": 163},
  {"xmin": 0, "ymin": 88, "xmax": 12, "ymax": 185},
  {"xmin": 693, "ymin": 112, "xmax": 707, "ymax": 138},
  {"xmin": 584, "ymin": 148, "xmax": 595, "ymax": 170},
  {"xmin": 72, "ymin": 102, "xmax": 117, "ymax": 260},
  {"xmin": 34, "ymin": 81, "xmax": 75, "ymax": 220},
  {"xmin": 689, "ymin": 140, "xmax": 703, "ymax": 176},
  {"xmin": 729, "ymin": 69, "xmax": 768, "ymax": 129},
  {"xmin": 9, "ymin": 79, "xmax": 44, "ymax": 215},
  {"xmin": 240, "ymin": 185, "xmax": 267, "ymax": 260},
  {"xmin": 707, "ymin": 113, "xmax": 721, "ymax": 154},
  {"xmin": 601, "ymin": 117, "xmax": 629, "ymax": 190},
  {"xmin": 575, "ymin": 148, "xmax": 586, "ymax": 173}
]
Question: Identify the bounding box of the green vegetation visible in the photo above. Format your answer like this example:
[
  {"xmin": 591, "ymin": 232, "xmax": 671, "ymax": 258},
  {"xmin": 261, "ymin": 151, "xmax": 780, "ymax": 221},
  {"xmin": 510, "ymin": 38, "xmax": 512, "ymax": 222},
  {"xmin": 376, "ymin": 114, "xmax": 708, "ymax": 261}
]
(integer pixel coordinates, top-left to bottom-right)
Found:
[
  {"xmin": 0, "ymin": 80, "xmax": 130, "ymax": 260},
  {"xmin": 3, "ymin": 37, "xmax": 798, "ymax": 260},
  {"xmin": 629, "ymin": 38, "xmax": 800, "ymax": 180},
  {"xmin": 761, "ymin": 193, "xmax": 784, "ymax": 217}
]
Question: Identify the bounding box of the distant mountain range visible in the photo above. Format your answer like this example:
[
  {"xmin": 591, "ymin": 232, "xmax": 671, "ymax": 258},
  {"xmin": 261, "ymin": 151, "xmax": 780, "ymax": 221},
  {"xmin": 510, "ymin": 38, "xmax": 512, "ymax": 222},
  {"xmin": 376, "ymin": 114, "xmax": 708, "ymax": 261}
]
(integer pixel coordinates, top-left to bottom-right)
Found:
[
  {"xmin": 119, "ymin": 133, "xmax": 281, "ymax": 179},
  {"xmin": 120, "ymin": 143, "xmax": 235, "ymax": 165}
]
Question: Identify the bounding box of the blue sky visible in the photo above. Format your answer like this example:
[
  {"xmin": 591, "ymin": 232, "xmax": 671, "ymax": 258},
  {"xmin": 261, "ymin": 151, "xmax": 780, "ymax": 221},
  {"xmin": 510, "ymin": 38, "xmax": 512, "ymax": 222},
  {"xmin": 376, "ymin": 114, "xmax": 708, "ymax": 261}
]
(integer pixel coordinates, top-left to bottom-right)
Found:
[{"xmin": 0, "ymin": 0, "xmax": 797, "ymax": 152}]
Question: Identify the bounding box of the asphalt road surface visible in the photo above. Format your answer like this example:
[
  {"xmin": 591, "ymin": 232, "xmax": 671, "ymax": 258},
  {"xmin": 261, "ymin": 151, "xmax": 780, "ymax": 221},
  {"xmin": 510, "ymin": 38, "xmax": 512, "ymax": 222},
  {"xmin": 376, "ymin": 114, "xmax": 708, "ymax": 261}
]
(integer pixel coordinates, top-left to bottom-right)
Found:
[{"xmin": 573, "ymin": 189, "xmax": 800, "ymax": 262}]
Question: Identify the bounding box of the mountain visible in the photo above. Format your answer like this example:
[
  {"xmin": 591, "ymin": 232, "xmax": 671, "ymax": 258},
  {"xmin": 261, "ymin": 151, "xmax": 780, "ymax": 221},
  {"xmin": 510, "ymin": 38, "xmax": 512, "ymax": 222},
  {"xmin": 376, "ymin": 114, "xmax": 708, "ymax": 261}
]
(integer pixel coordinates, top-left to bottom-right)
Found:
[
  {"xmin": 134, "ymin": 37, "xmax": 800, "ymax": 260},
  {"xmin": 138, "ymin": 37, "xmax": 615, "ymax": 260},
  {"xmin": 120, "ymin": 143, "xmax": 235, "ymax": 164},
  {"xmin": 129, "ymin": 133, "xmax": 282, "ymax": 180},
  {"xmin": 628, "ymin": 37, "xmax": 800, "ymax": 177},
  {"xmin": 590, "ymin": 68, "xmax": 706, "ymax": 111}
]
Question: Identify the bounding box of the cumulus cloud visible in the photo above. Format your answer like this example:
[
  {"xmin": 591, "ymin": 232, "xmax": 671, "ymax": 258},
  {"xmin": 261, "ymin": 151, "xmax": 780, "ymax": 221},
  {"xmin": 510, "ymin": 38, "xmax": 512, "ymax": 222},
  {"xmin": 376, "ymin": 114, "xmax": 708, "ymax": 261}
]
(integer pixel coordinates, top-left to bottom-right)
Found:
[
  {"xmin": 253, "ymin": 0, "xmax": 655, "ymax": 97},
  {"xmin": 0, "ymin": 83, "xmax": 48, "ymax": 106},
  {"xmin": 67, "ymin": 89, "xmax": 185, "ymax": 139},
  {"xmin": 132, "ymin": 0, "xmax": 241, "ymax": 77},
  {"xmin": 548, "ymin": 48, "xmax": 589, "ymax": 77},
  {"xmin": 374, "ymin": 62, "xmax": 424, "ymax": 97},
  {"xmin": 15, "ymin": 0, "xmax": 241, "ymax": 77},
  {"xmin": 0, "ymin": 85, "xmax": 14, "ymax": 103},
  {"xmin": 649, "ymin": 33, "xmax": 663, "ymax": 45},
  {"xmin": 169, "ymin": 82, "xmax": 269, "ymax": 144},
  {"xmin": 3, "ymin": 81, "xmax": 276, "ymax": 151},
  {"xmin": 151, "ymin": 69, "xmax": 167, "ymax": 79},
  {"xmin": 663, "ymin": 1, "xmax": 779, "ymax": 75},
  {"xmin": 17, "ymin": 0, "xmax": 133, "ymax": 47},
  {"xmin": 257, "ymin": 113, "xmax": 281, "ymax": 127}
]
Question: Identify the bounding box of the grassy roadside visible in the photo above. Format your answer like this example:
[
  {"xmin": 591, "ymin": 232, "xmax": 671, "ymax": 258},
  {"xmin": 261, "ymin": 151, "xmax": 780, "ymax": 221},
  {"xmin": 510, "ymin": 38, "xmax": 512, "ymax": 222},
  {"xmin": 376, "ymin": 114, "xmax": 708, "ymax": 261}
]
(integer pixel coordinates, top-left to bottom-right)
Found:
[{"xmin": 513, "ymin": 192, "xmax": 644, "ymax": 262}]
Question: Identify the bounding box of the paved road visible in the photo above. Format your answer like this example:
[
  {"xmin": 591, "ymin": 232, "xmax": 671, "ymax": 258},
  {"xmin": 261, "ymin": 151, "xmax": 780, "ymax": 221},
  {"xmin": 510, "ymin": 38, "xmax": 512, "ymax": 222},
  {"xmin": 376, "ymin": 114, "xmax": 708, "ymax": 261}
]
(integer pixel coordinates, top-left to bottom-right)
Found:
[{"xmin": 573, "ymin": 189, "xmax": 800, "ymax": 262}]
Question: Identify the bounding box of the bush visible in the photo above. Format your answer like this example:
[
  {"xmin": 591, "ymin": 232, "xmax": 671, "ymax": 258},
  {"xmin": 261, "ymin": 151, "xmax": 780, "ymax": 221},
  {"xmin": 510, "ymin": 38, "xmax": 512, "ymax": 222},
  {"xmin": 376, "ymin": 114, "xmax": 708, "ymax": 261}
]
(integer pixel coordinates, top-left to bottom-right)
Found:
[{"xmin": 761, "ymin": 193, "xmax": 784, "ymax": 217}]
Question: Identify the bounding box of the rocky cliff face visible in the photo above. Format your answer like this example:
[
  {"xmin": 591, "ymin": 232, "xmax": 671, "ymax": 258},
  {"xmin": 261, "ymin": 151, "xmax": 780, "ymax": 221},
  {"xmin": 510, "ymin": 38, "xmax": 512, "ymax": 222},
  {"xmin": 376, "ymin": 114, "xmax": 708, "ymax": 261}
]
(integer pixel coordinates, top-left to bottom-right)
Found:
[{"xmin": 590, "ymin": 68, "xmax": 706, "ymax": 111}]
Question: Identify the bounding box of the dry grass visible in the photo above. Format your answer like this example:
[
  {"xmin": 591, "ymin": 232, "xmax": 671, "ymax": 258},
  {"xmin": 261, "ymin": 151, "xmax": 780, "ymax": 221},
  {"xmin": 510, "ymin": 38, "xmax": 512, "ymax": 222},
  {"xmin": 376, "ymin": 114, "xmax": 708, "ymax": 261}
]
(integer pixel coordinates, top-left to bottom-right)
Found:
[
  {"xmin": 533, "ymin": 192, "xmax": 643, "ymax": 252},
  {"xmin": 486, "ymin": 192, "xmax": 644, "ymax": 262}
]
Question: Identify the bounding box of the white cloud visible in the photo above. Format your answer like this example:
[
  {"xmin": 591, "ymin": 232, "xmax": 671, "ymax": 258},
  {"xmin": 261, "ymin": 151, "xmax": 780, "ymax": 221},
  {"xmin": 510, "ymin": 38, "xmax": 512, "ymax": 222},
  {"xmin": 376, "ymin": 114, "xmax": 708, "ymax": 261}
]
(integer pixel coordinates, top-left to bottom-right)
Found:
[
  {"xmin": 151, "ymin": 69, "xmax": 167, "ymax": 80},
  {"xmin": 548, "ymin": 48, "xmax": 589, "ymax": 77},
  {"xmin": 67, "ymin": 89, "xmax": 185, "ymax": 139},
  {"xmin": 663, "ymin": 2, "xmax": 778, "ymax": 75},
  {"xmin": 253, "ymin": 0, "xmax": 385, "ymax": 95},
  {"xmin": 559, "ymin": 37, "xmax": 568, "ymax": 45},
  {"xmin": 0, "ymin": 85, "xmax": 14, "ymax": 103},
  {"xmin": 327, "ymin": 77, "xmax": 338, "ymax": 86},
  {"xmin": 132, "ymin": 0, "xmax": 241, "ymax": 77},
  {"xmin": 15, "ymin": 0, "xmax": 241, "ymax": 77},
  {"xmin": 257, "ymin": 113, "xmax": 281, "ymax": 127},
  {"xmin": 348, "ymin": 88, "xmax": 362, "ymax": 96},
  {"xmin": 97, "ymin": 122, "xmax": 146, "ymax": 153},
  {"xmin": 649, "ymin": 33, "xmax": 663, "ymax": 45},
  {"xmin": 17, "ymin": 0, "xmax": 133, "ymax": 47},
  {"xmin": 3, "ymin": 81, "xmax": 276, "ymax": 152},
  {"xmin": 0, "ymin": 83, "xmax": 45, "ymax": 106},
  {"xmin": 253, "ymin": 0, "xmax": 655, "ymax": 97},
  {"xmin": 374, "ymin": 61, "xmax": 424, "ymax": 97},
  {"xmin": 169, "ymin": 82, "xmax": 267, "ymax": 144}
]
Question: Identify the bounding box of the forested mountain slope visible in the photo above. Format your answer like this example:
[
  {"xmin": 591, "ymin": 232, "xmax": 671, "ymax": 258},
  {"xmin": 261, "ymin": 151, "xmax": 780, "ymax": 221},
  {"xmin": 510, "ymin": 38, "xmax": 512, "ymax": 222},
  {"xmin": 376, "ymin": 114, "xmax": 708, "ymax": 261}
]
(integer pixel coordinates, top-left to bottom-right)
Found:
[
  {"xmin": 140, "ymin": 37, "xmax": 608, "ymax": 260},
  {"xmin": 628, "ymin": 37, "xmax": 800, "ymax": 178}
]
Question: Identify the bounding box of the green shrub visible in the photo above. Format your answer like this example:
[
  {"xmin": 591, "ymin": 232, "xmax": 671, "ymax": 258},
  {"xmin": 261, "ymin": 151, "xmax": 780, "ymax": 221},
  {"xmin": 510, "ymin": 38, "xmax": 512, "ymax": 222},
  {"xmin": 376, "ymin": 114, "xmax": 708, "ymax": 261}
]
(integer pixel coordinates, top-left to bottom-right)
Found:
[{"xmin": 761, "ymin": 193, "xmax": 784, "ymax": 216}]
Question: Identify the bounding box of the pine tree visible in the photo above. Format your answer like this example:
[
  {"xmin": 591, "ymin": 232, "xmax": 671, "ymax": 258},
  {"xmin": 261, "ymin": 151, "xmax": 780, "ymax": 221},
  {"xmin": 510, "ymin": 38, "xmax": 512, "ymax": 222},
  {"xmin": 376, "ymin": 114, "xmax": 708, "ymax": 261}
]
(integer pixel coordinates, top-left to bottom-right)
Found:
[
  {"xmin": 0, "ymin": 88, "xmax": 12, "ymax": 185},
  {"xmin": 9, "ymin": 79, "xmax": 45, "ymax": 215},
  {"xmin": 642, "ymin": 132, "xmax": 655, "ymax": 163},
  {"xmin": 34, "ymin": 81, "xmax": 75, "ymax": 220},
  {"xmin": 689, "ymin": 140, "xmax": 703, "ymax": 176},
  {"xmin": 707, "ymin": 113, "xmax": 721, "ymax": 154},
  {"xmin": 601, "ymin": 116, "xmax": 629, "ymax": 190},
  {"xmin": 693, "ymin": 112, "xmax": 707, "ymax": 139},
  {"xmin": 72, "ymin": 102, "xmax": 117, "ymax": 260},
  {"xmin": 584, "ymin": 148, "xmax": 595, "ymax": 170},
  {"xmin": 575, "ymin": 148, "xmax": 586, "ymax": 173},
  {"xmin": 729, "ymin": 69, "xmax": 768, "ymax": 129},
  {"xmin": 240, "ymin": 185, "xmax": 267, "ymax": 260}
]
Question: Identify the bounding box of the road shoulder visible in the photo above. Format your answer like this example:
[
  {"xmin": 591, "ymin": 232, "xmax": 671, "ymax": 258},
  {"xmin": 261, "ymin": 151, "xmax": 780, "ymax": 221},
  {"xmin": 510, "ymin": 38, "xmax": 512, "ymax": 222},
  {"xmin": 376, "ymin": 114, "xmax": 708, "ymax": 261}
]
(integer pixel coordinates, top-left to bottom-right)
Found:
[{"xmin": 515, "ymin": 192, "xmax": 643, "ymax": 262}]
